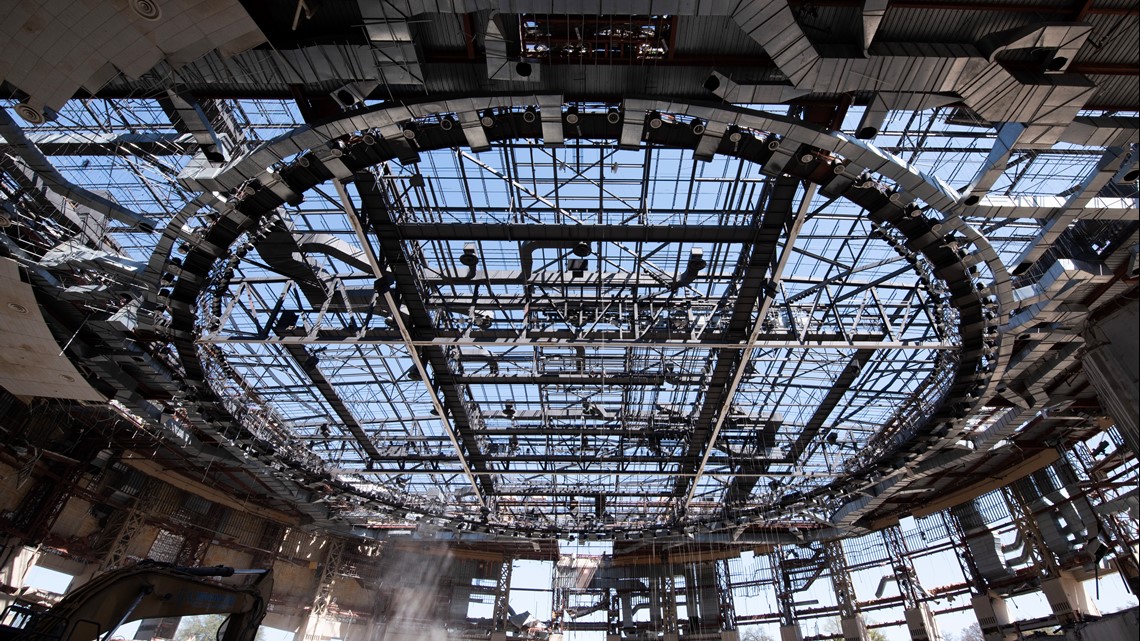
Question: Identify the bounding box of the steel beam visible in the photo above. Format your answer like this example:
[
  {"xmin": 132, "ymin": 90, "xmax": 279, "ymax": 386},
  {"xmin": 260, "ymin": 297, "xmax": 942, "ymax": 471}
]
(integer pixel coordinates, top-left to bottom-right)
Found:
[
  {"xmin": 198, "ymin": 329, "xmax": 950, "ymax": 350},
  {"xmin": 354, "ymin": 173, "xmax": 497, "ymax": 500},
  {"xmin": 337, "ymin": 176, "xmax": 490, "ymax": 505},
  {"xmin": 676, "ymin": 176, "xmax": 807, "ymax": 506}
]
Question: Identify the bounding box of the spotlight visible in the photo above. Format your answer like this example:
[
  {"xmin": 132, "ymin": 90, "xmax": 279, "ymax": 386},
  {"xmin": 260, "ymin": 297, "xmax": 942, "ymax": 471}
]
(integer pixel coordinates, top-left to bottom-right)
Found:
[
  {"xmin": 648, "ymin": 111, "xmax": 663, "ymax": 129},
  {"xmin": 522, "ymin": 106, "xmax": 538, "ymax": 123},
  {"xmin": 572, "ymin": 241, "xmax": 591, "ymax": 257},
  {"xmin": 565, "ymin": 106, "xmax": 579, "ymax": 125},
  {"xmin": 480, "ymin": 109, "xmax": 496, "ymax": 128},
  {"xmin": 402, "ymin": 121, "xmax": 417, "ymax": 140},
  {"xmin": 440, "ymin": 115, "xmax": 456, "ymax": 131},
  {"xmin": 727, "ymin": 126, "xmax": 743, "ymax": 143},
  {"xmin": 690, "ymin": 119, "xmax": 705, "ymax": 135},
  {"xmin": 606, "ymin": 108, "xmax": 621, "ymax": 124},
  {"xmin": 503, "ymin": 403, "xmax": 516, "ymax": 419}
]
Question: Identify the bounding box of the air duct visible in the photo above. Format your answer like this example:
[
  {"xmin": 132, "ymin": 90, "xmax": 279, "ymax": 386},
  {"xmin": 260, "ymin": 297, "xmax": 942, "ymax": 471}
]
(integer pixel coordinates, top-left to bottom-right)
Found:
[{"xmin": 486, "ymin": 12, "xmax": 540, "ymax": 83}]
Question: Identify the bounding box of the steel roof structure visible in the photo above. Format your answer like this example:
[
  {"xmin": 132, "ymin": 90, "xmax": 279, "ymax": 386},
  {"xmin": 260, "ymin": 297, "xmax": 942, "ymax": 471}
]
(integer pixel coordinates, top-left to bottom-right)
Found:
[{"xmin": 1, "ymin": 0, "xmax": 1137, "ymax": 551}]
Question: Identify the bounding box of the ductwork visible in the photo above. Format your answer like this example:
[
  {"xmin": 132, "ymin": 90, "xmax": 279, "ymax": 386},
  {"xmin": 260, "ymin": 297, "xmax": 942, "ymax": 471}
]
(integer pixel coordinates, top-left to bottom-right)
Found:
[
  {"xmin": 1082, "ymin": 300, "xmax": 1140, "ymax": 459},
  {"xmin": 1006, "ymin": 258, "xmax": 1113, "ymax": 332},
  {"xmin": 0, "ymin": 154, "xmax": 118, "ymax": 249},
  {"xmin": 486, "ymin": 12, "xmax": 540, "ymax": 82},
  {"xmin": 1013, "ymin": 146, "xmax": 1135, "ymax": 270},
  {"xmin": 457, "ymin": 345, "xmax": 500, "ymax": 375},
  {"xmin": 520, "ymin": 240, "xmax": 590, "ymax": 281},
  {"xmin": 360, "ymin": 2, "xmax": 542, "ymax": 88},
  {"xmin": 0, "ymin": 108, "xmax": 158, "ymax": 232},
  {"xmin": 1058, "ymin": 116, "xmax": 1140, "ymax": 147},
  {"xmin": 977, "ymin": 23, "xmax": 1092, "ymax": 74},
  {"xmin": 951, "ymin": 502, "xmax": 1017, "ymax": 584},
  {"xmin": 424, "ymin": 244, "xmax": 480, "ymax": 284},
  {"xmin": 39, "ymin": 239, "xmax": 145, "ymax": 280},
  {"xmin": 295, "ymin": 232, "xmax": 373, "ymax": 273},
  {"xmin": 716, "ymin": 3, "xmax": 1095, "ymax": 146},
  {"xmin": 669, "ymin": 248, "xmax": 707, "ymax": 291},
  {"xmin": 862, "ymin": 0, "xmax": 890, "ymax": 55},
  {"xmin": 157, "ymin": 90, "xmax": 235, "ymax": 164}
]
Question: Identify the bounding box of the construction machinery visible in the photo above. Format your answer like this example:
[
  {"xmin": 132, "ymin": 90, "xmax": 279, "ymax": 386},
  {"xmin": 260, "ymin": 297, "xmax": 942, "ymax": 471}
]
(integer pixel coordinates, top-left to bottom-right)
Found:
[{"xmin": 0, "ymin": 561, "xmax": 271, "ymax": 641}]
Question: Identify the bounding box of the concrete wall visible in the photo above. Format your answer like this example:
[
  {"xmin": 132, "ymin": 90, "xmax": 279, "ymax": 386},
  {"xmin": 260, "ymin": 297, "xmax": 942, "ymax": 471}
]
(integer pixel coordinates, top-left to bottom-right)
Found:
[
  {"xmin": 1083, "ymin": 300, "xmax": 1139, "ymax": 458},
  {"xmin": 1062, "ymin": 606, "xmax": 1138, "ymax": 641}
]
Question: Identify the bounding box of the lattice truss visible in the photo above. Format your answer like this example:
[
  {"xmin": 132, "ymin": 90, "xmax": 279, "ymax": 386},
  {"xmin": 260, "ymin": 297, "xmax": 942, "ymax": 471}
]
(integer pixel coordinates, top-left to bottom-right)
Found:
[{"xmin": 0, "ymin": 96, "xmax": 1135, "ymax": 537}]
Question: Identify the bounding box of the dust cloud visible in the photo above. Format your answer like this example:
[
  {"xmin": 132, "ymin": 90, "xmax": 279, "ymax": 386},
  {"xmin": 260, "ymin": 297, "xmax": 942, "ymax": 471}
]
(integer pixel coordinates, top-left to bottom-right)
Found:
[{"xmin": 375, "ymin": 545, "xmax": 454, "ymax": 641}]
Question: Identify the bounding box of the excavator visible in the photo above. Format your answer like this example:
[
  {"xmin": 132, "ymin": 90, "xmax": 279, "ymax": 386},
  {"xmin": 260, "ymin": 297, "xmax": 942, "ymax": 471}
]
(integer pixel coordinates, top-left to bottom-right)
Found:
[{"xmin": 0, "ymin": 561, "xmax": 271, "ymax": 641}]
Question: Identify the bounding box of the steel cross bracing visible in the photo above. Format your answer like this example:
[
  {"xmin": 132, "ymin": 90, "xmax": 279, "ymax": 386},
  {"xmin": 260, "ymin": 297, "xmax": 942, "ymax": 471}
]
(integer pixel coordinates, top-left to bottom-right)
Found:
[
  {"xmin": 771, "ymin": 549, "xmax": 797, "ymax": 628},
  {"xmin": 715, "ymin": 558, "xmax": 737, "ymax": 631},
  {"xmin": 881, "ymin": 525, "xmax": 925, "ymax": 611},
  {"xmin": 492, "ymin": 559, "xmax": 513, "ymax": 632},
  {"xmin": 824, "ymin": 539, "xmax": 860, "ymax": 620},
  {"xmin": 310, "ymin": 537, "xmax": 348, "ymax": 619}
]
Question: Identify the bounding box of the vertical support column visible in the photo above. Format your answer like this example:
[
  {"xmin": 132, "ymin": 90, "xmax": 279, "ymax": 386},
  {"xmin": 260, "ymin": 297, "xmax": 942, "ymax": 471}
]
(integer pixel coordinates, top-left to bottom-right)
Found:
[
  {"xmin": 882, "ymin": 526, "xmax": 943, "ymax": 641},
  {"xmin": 715, "ymin": 558, "xmax": 738, "ymax": 640},
  {"xmin": 682, "ymin": 564, "xmax": 699, "ymax": 636},
  {"xmin": 697, "ymin": 562, "xmax": 721, "ymax": 634},
  {"xmin": 650, "ymin": 571, "xmax": 664, "ymax": 634},
  {"xmin": 550, "ymin": 578, "xmax": 567, "ymax": 641},
  {"xmin": 100, "ymin": 477, "xmax": 165, "ymax": 572},
  {"xmin": 771, "ymin": 549, "xmax": 804, "ymax": 641},
  {"xmin": 824, "ymin": 540, "xmax": 869, "ymax": 641},
  {"xmin": 490, "ymin": 557, "xmax": 513, "ymax": 641},
  {"xmin": 970, "ymin": 592, "xmax": 1015, "ymax": 641},
  {"xmin": 1082, "ymin": 300, "xmax": 1139, "ymax": 460},
  {"xmin": 661, "ymin": 572, "xmax": 680, "ymax": 641},
  {"xmin": 7, "ymin": 467, "xmax": 84, "ymax": 551},
  {"xmin": 607, "ymin": 585, "xmax": 622, "ymax": 641},
  {"xmin": 297, "ymin": 537, "xmax": 348, "ymax": 641},
  {"xmin": 251, "ymin": 522, "xmax": 286, "ymax": 569}
]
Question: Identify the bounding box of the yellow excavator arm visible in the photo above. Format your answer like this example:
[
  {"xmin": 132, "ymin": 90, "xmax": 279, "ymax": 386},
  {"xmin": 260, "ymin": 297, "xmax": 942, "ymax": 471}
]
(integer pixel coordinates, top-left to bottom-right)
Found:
[{"xmin": 3, "ymin": 561, "xmax": 272, "ymax": 641}]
